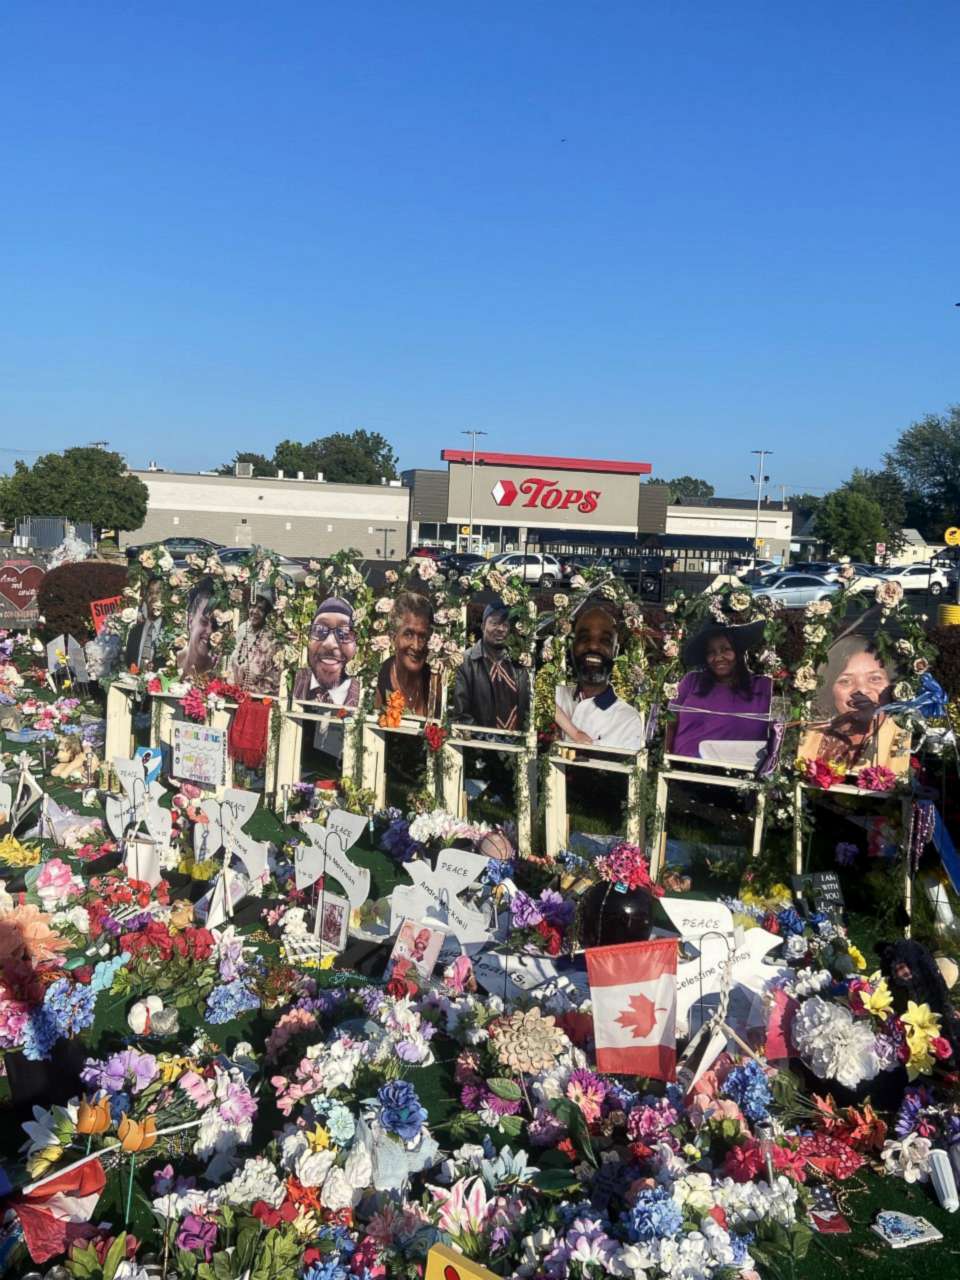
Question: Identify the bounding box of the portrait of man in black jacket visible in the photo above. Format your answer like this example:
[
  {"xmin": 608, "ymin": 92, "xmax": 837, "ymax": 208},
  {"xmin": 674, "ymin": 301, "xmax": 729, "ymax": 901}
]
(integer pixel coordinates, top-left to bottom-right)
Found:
[
  {"xmin": 453, "ymin": 599, "xmax": 530, "ymax": 731},
  {"xmin": 124, "ymin": 577, "xmax": 165, "ymax": 671}
]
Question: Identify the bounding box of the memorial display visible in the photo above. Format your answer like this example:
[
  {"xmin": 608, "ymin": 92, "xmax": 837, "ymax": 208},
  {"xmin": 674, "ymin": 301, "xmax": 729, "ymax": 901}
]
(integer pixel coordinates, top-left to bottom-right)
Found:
[{"xmin": 0, "ymin": 552, "xmax": 958, "ymax": 1280}]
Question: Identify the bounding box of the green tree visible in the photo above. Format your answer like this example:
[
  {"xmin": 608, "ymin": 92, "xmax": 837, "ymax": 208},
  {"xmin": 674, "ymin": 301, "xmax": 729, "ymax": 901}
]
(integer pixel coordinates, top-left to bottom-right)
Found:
[
  {"xmin": 217, "ymin": 450, "xmax": 273, "ymax": 477},
  {"xmin": 218, "ymin": 430, "xmax": 400, "ymax": 485},
  {"xmin": 842, "ymin": 467, "xmax": 907, "ymax": 551},
  {"xmin": 885, "ymin": 405, "xmax": 960, "ymax": 539},
  {"xmin": 646, "ymin": 475, "xmax": 715, "ymax": 501},
  {"xmin": 814, "ymin": 489, "xmax": 887, "ymax": 560},
  {"xmin": 0, "ymin": 447, "xmax": 148, "ymax": 538}
]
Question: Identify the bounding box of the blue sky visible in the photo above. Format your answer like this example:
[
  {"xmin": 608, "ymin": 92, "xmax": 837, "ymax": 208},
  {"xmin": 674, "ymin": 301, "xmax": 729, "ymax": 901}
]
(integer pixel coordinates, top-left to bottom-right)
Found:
[{"xmin": 1, "ymin": 1, "xmax": 957, "ymax": 499}]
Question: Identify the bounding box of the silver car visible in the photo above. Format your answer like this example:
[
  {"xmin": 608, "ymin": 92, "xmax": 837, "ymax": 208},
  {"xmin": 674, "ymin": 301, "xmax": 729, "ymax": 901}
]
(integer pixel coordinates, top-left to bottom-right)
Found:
[{"xmin": 751, "ymin": 572, "xmax": 839, "ymax": 608}]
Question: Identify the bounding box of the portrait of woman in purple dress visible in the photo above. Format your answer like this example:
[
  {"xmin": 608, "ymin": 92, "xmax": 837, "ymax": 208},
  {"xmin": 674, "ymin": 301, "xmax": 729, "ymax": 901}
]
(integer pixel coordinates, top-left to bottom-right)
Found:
[{"xmin": 666, "ymin": 621, "xmax": 772, "ymax": 768}]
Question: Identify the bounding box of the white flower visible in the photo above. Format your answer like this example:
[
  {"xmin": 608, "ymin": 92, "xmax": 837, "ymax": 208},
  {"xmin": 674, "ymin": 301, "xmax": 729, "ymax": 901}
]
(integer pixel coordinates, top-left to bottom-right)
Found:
[
  {"xmin": 662, "ymin": 638, "xmax": 679, "ymax": 659},
  {"xmin": 876, "ymin": 579, "xmax": 904, "ymax": 607},
  {"xmin": 896, "ymin": 638, "xmax": 915, "ymax": 656},
  {"xmin": 371, "ymin": 634, "xmax": 391, "ymax": 653},
  {"xmin": 729, "ymin": 591, "xmax": 751, "ymax": 611},
  {"xmin": 662, "ymin": 682, "xmax": 679, "ymax": 700},
  {"xmin": 803, "ymin": 623, "xmax": 827, "ymax": 644},
  {"xmin": 320, "ymin": 1166, "xmax": 356, "ymax": 1210},
  {"xmin": 128, "ymin": 995, "xmax": 164, "ymax": 1035},
  {"xmin": 417, "ymin": 559, "xmax": 438, "ymax": 581},
  {"xmin": 120, "ymin": 607, "xmax": 139, "ymax": 624},
  {"xmin": 296, "ymin": 1146, "xmax": 336, "ymax": 1188},
  {"xmin": 881, "ymin": 1134, "xmax": 932, "ymax": 1183},
  {"xmin": 569, "ymin": 574, "xmax": 586, "ymax": 589},
  {"xmin": 792, "ymin": 995, "xmax": 880, "ymax": 1087},
  {"xmin": 893, "ymin": 681, "xmax": 914, "ymax": 701},
  {"xmin": 794, "ymin": 664, "xmax": 818, "ymax": 692},
  {"xmin": 375, "ymin": 596, "xmax": 393, "ymax": 613},
  {"xmin": 222, "ymin": 1155, "xmax": 286, "ymax": 1208}
]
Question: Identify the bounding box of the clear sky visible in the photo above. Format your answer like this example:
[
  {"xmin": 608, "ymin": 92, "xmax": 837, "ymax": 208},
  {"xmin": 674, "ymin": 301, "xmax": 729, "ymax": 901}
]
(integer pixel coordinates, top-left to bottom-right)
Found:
[{"xmin": 1, "ymin": 1, "xmax": 957, "ymax": 499}]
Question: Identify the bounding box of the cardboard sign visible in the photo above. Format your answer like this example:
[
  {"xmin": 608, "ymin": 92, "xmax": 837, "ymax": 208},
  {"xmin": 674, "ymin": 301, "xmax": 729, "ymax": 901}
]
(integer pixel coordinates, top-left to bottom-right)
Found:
[
  {"xmin": 791, "ymin": 871, "xmax": 844, "ymax": 920},
  {"xmin": 425, "ymin": 1244, "xmax": 499, "ymax": 1280},
  {"xmin": 46, "ymin": 635, "xmax": 87, "ymax": 683},
  {"xmin": 295, "ymin": 809, "xmax": 369, "ymax": 907},
  {"xmin": 473, "ymin": 949, "xmax": 559, "ymax": 996},
  {"xmin": 90, "ymin": 595, "xmax": 123, "ymax": 634},
  {"xmin": 171, "ymin": 722, "xmax": 227, "ymax": 787},
  {"xmin": 0, "ymin": 556, "xmax": 44, "ymax": 628},
  {"xmin": 660, "ymin": 897, "xmax": 734, "ymax": 940}
]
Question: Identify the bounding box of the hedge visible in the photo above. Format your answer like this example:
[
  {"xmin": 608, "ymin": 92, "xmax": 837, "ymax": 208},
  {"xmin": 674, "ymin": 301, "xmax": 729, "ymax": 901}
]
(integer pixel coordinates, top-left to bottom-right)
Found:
[{"xmin": 37, "ymin": 561, "xmax": 129, "ymax": 642}]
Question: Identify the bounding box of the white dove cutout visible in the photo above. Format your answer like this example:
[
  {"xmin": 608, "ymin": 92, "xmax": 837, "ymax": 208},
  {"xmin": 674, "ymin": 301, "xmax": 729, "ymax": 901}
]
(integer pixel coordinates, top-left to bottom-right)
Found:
[
  {"xmin": 386, "ymin": 848, "xmax": 493, "ymax": 948},
  {"xmin": 674, "ymin": 924, "xmax": 784, "ymax": 1038},
  {"xmin": 295, "ymin": 809, "xmax": 369, "ymax": 908},
  {"xmin": 105, "ymin": 756, "xmax": 172, "ymax": 848},
  {"xmin": 192, "ymin": 788, "xmax": 271, "ymax": 884}
]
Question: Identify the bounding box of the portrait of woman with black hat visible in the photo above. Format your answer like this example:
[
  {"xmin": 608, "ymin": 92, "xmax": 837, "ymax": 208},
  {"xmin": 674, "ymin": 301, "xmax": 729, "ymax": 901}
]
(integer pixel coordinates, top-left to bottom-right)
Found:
[{"xmin": 666, "ymin": 620, "xmax": 772, "ymax": 766}]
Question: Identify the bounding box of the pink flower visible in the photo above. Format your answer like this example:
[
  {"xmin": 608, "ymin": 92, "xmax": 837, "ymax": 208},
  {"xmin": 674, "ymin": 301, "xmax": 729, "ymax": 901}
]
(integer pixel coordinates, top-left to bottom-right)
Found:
[
  {"xmin": 857, "ymin": 765, "xmax": 897, "ymax": 793},
  {"xmin": 36, "ymin": 858, "xmax": 82, "ymax": 906},
  {"xmin": 178, "ymin": 1070, "xmax": 215, "ymax": 1108}
]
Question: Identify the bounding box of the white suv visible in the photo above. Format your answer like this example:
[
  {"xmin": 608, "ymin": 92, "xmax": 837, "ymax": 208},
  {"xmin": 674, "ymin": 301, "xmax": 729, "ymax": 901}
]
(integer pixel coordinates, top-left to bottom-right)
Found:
[
  {"xmin": 880, "ymin": 564, "xmax": 950, "ymax": 596},
  {"xmin": 488, "ymin": 552, "xmax": 562, "ymax": 587}
]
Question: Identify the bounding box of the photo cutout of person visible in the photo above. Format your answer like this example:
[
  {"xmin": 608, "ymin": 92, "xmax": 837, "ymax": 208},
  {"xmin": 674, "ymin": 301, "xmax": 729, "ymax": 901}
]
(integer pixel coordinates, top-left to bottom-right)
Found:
[
  {"xmin": 798, "ymin": 629, "xmax": 912, "ymax": 775},
  {"xmin": 667, "ymin": 621, "xmax": 773, "ymax": 768},
  {"xmin": 125, "ymin": 577, "xmax": 165, "ymax": 671},
  {"xmin": 554, "ymin": 601, "xmax": 645, "ymax": 750},
  {"xmin": 229, "ymin": 592, "xmax": 280, "ymax": 694},
  {"xmin": 453, "ymin": 598, "xmax": 530, "ymax": 730},
  {"xmin": 317, "ymin": 893, "xmax": 349, "ymax": 953},
  {"xmin": 375, "ymin": 591, "xmax": 442, "ymax": 719},
  {"xmin": 292, "ymin": 597, "xmax": 360, "ymax": 708},
  {"xmin": 385, "ymin": 919, "xmax": 446, "ymax": 981},
  {"xmin": 177, "ymin": 577, "xmax": 218, "ymax": 681}
]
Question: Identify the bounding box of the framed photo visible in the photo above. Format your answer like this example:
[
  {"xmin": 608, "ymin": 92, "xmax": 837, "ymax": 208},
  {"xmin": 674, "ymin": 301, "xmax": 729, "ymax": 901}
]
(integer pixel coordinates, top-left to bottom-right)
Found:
[
  {"xmin": 314, "ymin": 891, "xmax": 350, "ymax": 953},
  {"xmin": 384, "ymin": 918, "xmax": 447, "ymax": 982}
]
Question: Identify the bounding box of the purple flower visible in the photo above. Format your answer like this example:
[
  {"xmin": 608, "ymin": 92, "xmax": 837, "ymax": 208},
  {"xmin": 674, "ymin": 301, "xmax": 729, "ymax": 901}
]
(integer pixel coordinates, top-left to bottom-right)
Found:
[
  {"xmin": 218, "ymin": 1080, "xmax": 256, "ymax": 1126},
  {"xmin": 835, "ymin": 841, "xmax": 859, "ymax": 866},
  {"xmin": 82, "ymin": 1047, "xmax": 158, "ymax": 1095},
  {"xmin": 539, "ymin": 889, "xmax": 574, "ymax": 927},
  {"xmin": 177, "ymin": 1213, "xmax": 217, "ymax": 1261},
  {"xmin": 482, "ymin": 1090, "xmax": 522, "ymax": 1116},
  {"xmin": 510, "ymin": 891, "xmax": 543, "ymax": 929}
]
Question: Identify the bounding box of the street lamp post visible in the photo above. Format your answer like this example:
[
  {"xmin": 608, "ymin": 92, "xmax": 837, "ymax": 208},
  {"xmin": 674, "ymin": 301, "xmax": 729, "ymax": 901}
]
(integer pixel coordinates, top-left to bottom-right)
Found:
[
  {"xmin": 750, "ymin": 450, "xmax": 772, "ymax": 568},
  {"xmin": 462, "ymin": 429, "xmax": 487, "ymax": 553}
]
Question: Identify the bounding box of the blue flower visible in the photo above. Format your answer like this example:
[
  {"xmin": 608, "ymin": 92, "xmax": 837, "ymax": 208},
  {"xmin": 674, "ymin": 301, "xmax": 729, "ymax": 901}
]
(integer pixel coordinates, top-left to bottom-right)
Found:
[
  {"xmin": 722, "ymin": 1059, "xmax": 773, "ymax": 1124},
  {"xmin": 205, "ymin": 980, "xmax": 260, "ymax": 1025},
  {"xmin": 730, "ymin": 1233, "xmax": 754, "ymax": 1265},
  {"xmin": 324, "ymin": 1101, "xmax": 356, "ymax": 1146},
  {"xmin": 377, "ymin": 1080, "xmax": 427, "ymax": 1142},
  {"xmin": 24, "ymin": 978, "xmax": 96, "ymax": 1060},
  {"xmin": 776, "ymin": 907, "xmax": 805, "ymax": 936},
  {"xmin": 621, "ymin": 1186, "xmax": 682, "ymax": 1243},
  {"xmin": 91, "ymin": 955, "xmax": 127, "ymax": 994}
]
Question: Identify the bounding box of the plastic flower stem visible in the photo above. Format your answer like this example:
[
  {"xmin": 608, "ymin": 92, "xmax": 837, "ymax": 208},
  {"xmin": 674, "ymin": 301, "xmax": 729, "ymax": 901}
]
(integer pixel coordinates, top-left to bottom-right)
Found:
[
  {"xmin": 125, "ymin": 1154, "xmax": 136, "ymax": 1224},
  {"xmin": 84, "ymin": 1135, "xmax": 92, "ymax": 1157}
]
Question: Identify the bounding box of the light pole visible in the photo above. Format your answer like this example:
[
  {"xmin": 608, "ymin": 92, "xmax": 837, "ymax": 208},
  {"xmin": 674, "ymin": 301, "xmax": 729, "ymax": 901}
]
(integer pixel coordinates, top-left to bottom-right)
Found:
[
  {"xmin": 462, "ymin": 429, "xmax": 487, "ymax": 553},
  {"xmin": 750, "ymin": 450, "xmax": 772, "ymax": 567}
]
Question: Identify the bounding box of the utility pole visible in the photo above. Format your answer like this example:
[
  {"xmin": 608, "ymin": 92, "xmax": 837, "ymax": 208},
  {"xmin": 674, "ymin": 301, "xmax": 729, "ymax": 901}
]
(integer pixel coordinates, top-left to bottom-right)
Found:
[
  {"xmin": 462, "ymin": 429, "xmax": 487, "ymax": 553},
  {"xmin": 750, "ymin": 450, "xmax": 772, "ymax": 567}
]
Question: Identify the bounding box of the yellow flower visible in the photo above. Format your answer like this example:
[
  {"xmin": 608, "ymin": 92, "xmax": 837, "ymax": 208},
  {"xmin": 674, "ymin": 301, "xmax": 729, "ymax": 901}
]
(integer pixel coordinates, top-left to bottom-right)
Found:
[
  {"xmin": 907, "ymin": 1041, "xmax": 937, "ymax": 1081},
  {"xmin": 306, "ymin": 1124, "xmax": 330, "ymax": 1152},
  {"xmin": 848, "ymin": 945, "xmax": 867, "ymax": 972},
  {"xmin": 902, "ymin": 1001, "xmax": 942, "ymax": 1046},
  {"xmin": 26, "ymin": 1143, "xmax": 64, "ymax": 1179},
  {"xmin": 292, "ymin": 1207, "xmax": 320, "ymax": 1239},
  {"xmin": 157, "ymin": 1055, "xmax": 196, "ymax": 1084},
  {"xmin": 860, "ymin": 976, "xmax": 894, "ymax": 1021}
]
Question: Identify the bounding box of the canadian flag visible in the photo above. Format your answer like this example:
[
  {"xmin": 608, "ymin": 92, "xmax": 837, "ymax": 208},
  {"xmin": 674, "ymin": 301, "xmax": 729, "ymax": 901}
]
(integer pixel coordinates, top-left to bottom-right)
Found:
[{"xmin": 586, "ymin": 937, "xmax": 678, "ymax": 1078}]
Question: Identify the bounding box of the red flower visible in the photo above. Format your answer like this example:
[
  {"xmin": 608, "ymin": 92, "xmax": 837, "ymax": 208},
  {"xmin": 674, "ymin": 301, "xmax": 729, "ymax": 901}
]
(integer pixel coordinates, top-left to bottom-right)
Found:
[
  {"xmin": 556, "ymin": 1138, "xmax": 577, "ymax": 1162},
  {"xmin": 724, "ymin": 1141, "xmax": 763, "ymax": 1182},
  {"xmin": 147, "ymin": 677, "xmax": 162, "ymax": 694},
  {"xmin": 424, "ymin": 722, "xmax": 447, "ymax": 753},
  {"xmin": 931, "ymin": 1036, "xmax": 953, "ymax": 1061},
  {"xmin": 535, "ymin": 918, "xmax": 563, "ymax": 956},
  {"xmin": 72, "ymin": 966, "xmax": 93, "ymax": 985},
  {"xmin": 803, "ymin": 758, "xmax": 844, "ymax": 789}
]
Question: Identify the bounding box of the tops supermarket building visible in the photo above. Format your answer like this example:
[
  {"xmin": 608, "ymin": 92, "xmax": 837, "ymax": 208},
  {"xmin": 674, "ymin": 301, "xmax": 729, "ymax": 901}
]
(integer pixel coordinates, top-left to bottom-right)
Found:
[
  {"xmin": 404, "ymin": 450, "xmax": 794, "ymax": 569},
  {"xmin": 123, "ymin": 449, "xmax": 794, "ymax": 570}
]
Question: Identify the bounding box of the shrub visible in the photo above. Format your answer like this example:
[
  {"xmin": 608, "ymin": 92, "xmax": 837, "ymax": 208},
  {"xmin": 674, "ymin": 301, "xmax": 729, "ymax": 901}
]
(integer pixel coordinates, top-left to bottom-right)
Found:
[
  {"xmin": 930, "ymin": 624, "xmax": 960, "ymax": 700},
  {"xmin": 37, "ymin": 561, "xmax": 129, "ymax": 641}
]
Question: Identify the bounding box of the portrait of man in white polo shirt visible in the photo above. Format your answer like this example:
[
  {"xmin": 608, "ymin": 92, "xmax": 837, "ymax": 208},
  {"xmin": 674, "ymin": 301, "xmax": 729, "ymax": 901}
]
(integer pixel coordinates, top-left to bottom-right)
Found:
[{"xmin": 554, "ymin": 602, "xmax": 645, "ymax": 751}]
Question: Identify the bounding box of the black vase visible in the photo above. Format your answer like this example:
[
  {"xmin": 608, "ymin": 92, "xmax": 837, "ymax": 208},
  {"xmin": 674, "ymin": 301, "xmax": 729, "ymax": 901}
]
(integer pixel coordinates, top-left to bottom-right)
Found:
[{"xmin": 580, "ymin": 880, "xmax": 654, "ymax": 949}]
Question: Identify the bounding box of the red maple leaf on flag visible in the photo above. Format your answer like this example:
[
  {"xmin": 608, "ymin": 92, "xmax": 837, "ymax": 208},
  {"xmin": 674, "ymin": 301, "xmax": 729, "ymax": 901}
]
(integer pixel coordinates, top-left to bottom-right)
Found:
[{"xmin": 616, "ymin": 993, "xmax": 664, "ymax": 1039}]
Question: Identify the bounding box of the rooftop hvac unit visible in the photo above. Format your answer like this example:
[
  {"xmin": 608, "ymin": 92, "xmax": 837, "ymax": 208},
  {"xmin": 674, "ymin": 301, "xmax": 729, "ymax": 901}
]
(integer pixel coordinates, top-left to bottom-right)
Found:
[{"xmin": 235, "ymin": 462, "xmax": 254, "ymax": 478}]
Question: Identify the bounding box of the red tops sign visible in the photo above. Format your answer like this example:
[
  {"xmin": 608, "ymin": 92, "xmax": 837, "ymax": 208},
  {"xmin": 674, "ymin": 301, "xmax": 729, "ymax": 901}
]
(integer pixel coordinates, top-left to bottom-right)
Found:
[{"xmin": 491, "ymin": 476, "xmax": 600, "ymax": 513}]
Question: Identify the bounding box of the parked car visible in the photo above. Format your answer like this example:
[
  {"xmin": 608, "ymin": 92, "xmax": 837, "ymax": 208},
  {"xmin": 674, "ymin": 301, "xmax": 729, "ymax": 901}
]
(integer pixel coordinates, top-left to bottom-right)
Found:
[
  {"xmin": 845, "ymin": 563, "xmax": 889, "ymax": 593},
  {"xmin": 878, "ymin": 563, "xmax": 950, "ymax": 596},
  {"xmin": 750, "ymin": 572, "xmax": 839, "ymax": 608},
  {"xmin": 437, "ymin": 551, "xmax": 487, "ymax": 580},
  {"xmin": 216, "ymin": 546, "xmax": 309, "ymax": 586},
  {"xmin": 790, "ymin": 561, "xmax": 842, "ymax": 581},
  {"xmin": 408, "ymin": 546, "xmax": 444, "ymax": 560},
  {"xmin": 558, "ymin": 553, "xmax": 603, "ymax": 581},
  {"xmin": 486, "ymin": 552, "xmax": 563, "ymax": 588},
  {"xmin": 731, "ymin": 558, "xmax": 778, "ymax": 576},
  {"xmin": 125, "ymin": 535, "xmax": 223, "ymax": 562}
]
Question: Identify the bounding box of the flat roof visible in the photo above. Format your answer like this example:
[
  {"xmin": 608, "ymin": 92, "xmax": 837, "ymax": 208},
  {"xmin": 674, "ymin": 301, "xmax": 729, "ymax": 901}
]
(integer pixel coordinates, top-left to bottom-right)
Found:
[{"xmin": 441, "ymin": 449, "xmax": 651, "ymax": 476}]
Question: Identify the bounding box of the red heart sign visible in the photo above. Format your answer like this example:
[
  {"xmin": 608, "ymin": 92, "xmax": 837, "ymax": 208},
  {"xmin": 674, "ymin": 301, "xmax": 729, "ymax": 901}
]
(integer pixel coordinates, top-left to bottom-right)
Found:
[
  {"xmin": 0, "ymin": 563, "xmax": 44, "ymax": 612},
  {"xmin": 444, "ymin": 1268, "xmax": 461, "ymax": 1280}
]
